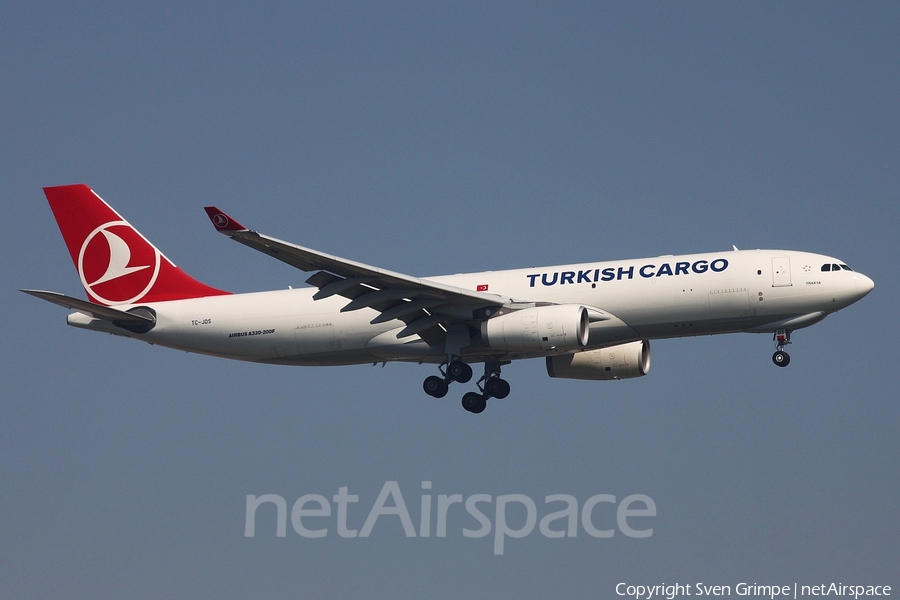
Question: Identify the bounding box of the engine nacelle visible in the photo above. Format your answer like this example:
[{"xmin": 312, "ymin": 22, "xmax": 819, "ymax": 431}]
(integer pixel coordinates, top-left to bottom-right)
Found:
[
  {"xmin": 546, "ymin": 340, "xmax": 651, "ymax": 381},
  {"xmin": 481, "ymin": 304, "xmax": 590, "ymax": 353}
]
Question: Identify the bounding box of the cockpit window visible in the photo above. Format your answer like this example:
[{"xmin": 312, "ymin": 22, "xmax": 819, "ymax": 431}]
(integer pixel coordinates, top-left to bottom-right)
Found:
[{"xmin": 821, "ymin": 263, "xmax": 854, "ymax": 272}]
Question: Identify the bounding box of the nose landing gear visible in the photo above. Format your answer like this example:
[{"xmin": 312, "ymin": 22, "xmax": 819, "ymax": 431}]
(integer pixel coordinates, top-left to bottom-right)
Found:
[{"xmin": 772, "ymin": 329, "xmax": 792, "ymax": 367}]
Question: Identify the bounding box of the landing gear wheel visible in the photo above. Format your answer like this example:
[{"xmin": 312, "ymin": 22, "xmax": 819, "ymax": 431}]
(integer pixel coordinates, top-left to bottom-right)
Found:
[
  {"xmin": 423, "ymin": 375, "xmax": 449, "ymax": 398},
  {"xmin": 462, "ymin": 392, "xmax": 487, "ymax": 414},
  {"xmin": 484, "ymin": 377, "xmax": 510, "ymax": 399},
  {"xmin": 772, "ymin": 351, "xmax": 790, "ymax": 367},
  {"xmin": 772, "ymin": 329, "xmax": 792, "ymax": 368},
  {"xmin": 447, "ymin": 360, "xmax": 473, "ymax": 383}
]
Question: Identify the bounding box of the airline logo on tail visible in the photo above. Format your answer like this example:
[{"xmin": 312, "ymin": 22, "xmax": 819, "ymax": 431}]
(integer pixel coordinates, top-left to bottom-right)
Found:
[
  {"xmin": 78, "ymin": 221, "xmax": 161, "ymax": 305},
  {"xmin": 43, "ymin": 184, "xmax": 230, "ymax": 306},
  {"xmin": 211, "ymin": 213, "xmax": 230, "ymax": 229}
]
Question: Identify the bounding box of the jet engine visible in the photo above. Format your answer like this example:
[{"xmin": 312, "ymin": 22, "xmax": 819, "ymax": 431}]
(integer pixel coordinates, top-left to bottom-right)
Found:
[
  {"xmin": 545, "ymin": 340, "xmax": 650, "ymax": 381},
  {"xmin": 481, "ymin": 304, "xmax": 590, "ymax": 353}
]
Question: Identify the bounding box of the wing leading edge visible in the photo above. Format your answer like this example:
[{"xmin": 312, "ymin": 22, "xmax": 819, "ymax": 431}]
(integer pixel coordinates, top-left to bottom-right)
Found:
[{"xmin": 203, "ymin": 206, "xmax": 509, "ymax": 346}]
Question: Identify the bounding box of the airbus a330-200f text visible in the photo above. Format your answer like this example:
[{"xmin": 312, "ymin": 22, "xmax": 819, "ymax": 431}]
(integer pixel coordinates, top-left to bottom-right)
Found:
[{"xmin": 24, "ymin": 185, "xmax": 875, "ymax": 413}]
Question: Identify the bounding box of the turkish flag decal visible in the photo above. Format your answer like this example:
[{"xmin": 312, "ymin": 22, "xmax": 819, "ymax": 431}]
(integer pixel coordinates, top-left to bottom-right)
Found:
[{"xmin": 477, "ymin": 284, "xmax": 489, "ymax": 292}]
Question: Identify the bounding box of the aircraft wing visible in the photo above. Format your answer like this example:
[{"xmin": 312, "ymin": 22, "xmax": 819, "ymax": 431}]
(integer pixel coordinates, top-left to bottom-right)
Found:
[{"xmin": 204, "ymin": 207, "xmax": 509, "ymax": 345}]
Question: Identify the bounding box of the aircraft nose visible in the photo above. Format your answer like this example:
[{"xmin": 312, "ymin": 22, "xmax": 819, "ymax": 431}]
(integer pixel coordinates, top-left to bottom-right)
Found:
[{"xmin": 854, "ymin": 273, "xmax": 875, "ymax": 299}]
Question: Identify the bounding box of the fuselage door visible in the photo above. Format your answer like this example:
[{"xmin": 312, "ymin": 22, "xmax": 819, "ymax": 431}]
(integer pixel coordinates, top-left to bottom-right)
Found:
[
  {"xmin": 295, "ymin": 320, "xmax": 337, "ymax": 354},
  {"xmin": 772, "ymin": 257, "xmax": 792, "ymax": 287}
]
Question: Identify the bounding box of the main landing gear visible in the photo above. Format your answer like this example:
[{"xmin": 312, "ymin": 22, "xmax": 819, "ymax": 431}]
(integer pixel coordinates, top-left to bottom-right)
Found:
[
  {"xmin": 772, "ymin": 329, "xmax": 792, "ymax": 367},
  {"xmin": 422, "ymin": 359, "xmax": 471, "ymax": 398},
  {"xmin": 423, "ymin": 359, "xmax": 510, "ymax": 414}
]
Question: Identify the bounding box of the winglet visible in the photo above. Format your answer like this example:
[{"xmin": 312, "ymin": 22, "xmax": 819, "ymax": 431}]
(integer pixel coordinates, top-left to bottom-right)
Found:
[{"xmin": 204, "ymin": 207, "xmax": 248, "ymax": 232}]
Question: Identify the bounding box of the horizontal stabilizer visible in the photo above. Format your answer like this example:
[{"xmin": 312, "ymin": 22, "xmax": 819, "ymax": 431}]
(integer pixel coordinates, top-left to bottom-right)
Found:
[{"xmin": 21, "ymin": 289, "xmax": 155, "ymax": 327}]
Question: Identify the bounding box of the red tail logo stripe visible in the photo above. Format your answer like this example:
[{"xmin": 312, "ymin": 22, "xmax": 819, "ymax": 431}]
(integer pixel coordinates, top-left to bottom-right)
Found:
[{"xmin": 44, "ymin": 184, "xmax": 230, "ymax": 305}]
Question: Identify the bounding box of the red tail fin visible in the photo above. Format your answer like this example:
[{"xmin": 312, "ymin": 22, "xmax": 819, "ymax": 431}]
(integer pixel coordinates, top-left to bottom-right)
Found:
[{"xmin": 43, "ymin": 184, "xmax": 230, "ymax": 305}]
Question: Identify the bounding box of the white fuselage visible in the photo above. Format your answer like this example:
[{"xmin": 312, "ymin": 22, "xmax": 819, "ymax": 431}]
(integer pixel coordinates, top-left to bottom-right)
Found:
[{"xmin": 67, "ymin": 249, "xmax": 874, "ymax": 366}]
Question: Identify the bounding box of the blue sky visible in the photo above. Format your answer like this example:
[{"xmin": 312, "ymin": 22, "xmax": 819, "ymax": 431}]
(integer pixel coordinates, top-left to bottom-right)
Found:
[{"xmin": 2, "ymin": 2, "xmax": 898, "ymax": 598}]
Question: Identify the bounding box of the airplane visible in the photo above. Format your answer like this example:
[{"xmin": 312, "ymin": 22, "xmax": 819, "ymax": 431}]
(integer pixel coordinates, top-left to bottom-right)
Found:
[{"xmin": 23, "ymin": 184, "xmax": 875, "ymax": 413}]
